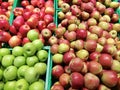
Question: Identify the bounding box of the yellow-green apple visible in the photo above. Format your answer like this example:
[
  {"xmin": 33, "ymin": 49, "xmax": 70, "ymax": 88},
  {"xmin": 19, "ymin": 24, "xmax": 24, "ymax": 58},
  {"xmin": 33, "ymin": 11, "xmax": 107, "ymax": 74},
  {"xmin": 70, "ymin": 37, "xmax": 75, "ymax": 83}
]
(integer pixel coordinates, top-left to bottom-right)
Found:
[
  {"xmin": 81, "ymin": 11, "xmax": 90, "ymax": 20},
  {"xmin": 87, "ymin": 18, "xmax": 97, "ymax": 26},
  {"xmin": 58, "ymin": 11, "xmax": 65, "ymax": 20},
  {"xmin": 58, "ymin": 43, "xmax": 69, "ymax": 53},
  {"xmin": 109, "ymin": 30, "xmax": 117, "ymax": 38},
  {"xmin": 76, "ymin": 49, "xmax": 89, "ymax": 61},
  {"xmin": 91, "ymin": 10, "xmax": 100, "ymax": 20},
  {"xmin": 60, "ymin": 3, "xmax": 70, "ymax": 13},
  {"xmin": 74, "ymin": 40, "xmax": 84, "ymax": 50},
  {"xmin": 98, "ymin": 37, "xmax": 107, "ymax": 45},
  {"xmin": 96, "ymin": 43, "xmax": 104, "ymax": 52},
  {"xmin": 111, "ymin": 60, "xmax": 120, "ymax": 73},
  {"xmin": 52, "ymin": 53, "xmax": 63, "ymax": 64},
  {"xmin": 87, "ymin": 33, "xmax": 98, "ymax": 41}
]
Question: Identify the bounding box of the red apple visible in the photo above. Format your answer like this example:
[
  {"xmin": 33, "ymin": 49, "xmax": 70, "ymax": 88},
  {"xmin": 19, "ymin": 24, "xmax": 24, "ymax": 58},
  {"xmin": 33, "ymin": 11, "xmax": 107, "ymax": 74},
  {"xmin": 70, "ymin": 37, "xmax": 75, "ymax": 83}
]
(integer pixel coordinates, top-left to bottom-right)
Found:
[
  {"xmin": 9, "ymin": 25, "xmax": 17, "ymax": 35},
  {"xmin": 19, "ymin": 24, "xmax": 30, "ymax": 38},
  {"xmin": 13, "ymin": 7, "xmax": 24, "ymax": 16},
  {"xmin": 88, "ymin": 61, "xmax": 102, "ymax": 75},
  {"xmin": 26, "ymin": 16, "xmax": 38, "ymax": 29},
  {"xmin": 9, "ymin": 35, "xmax": 22, "ymax": 47},
  {"xmin": 64, "ymin": 31, "xmax": 76, "ymax": 41},
  {"xmin": 44, "ymin": 14, "xmax": 53, "ymax": 25},
  {"xmin": 22, "ymin": 11, "xmax": 32, "ymax": 21},
  {"xmin": 89, "ymin": 51, "xmax": 101, "ymax": 61},
  {"xmin": 37, "ymin": 0, "xmax": 45, "ymax": 9},
  {"xmin": 59, "ymin": 73, "xmax": 70, "ymax": 88},
  {"xmin": 22, "ymin": 37, "xmax": 30, "ymax": 45},
  {"xmin": 50, "ymin": 44, "xmax": 59, "ymax": 54},
  {"xmin": 51, "ymin": 84, "xmax": 64, "ymax": 90},
  {"xmin": 0, "ymin": 31, "xmax": 11, "ymax": 42},
  {"xmin": 101, "ymin": 70, "xmax": 118, "ymax": 87},
  {"xmin": 99, "ymin": 53, "xmax": 113, "ymax": 69},
  {"xmin": 21, "ymin": 0, "xmax": 29, "ymax": 7},
  {"xmin": 70, "ymin": 72, "xmax": 84, "ymax": 89},
  {"xmin": 84, "ymin": 73, "xmax": 100, "ymax": 90},
  {"xmin": 48, "ymin": 36, "xmax": 58, "ymax": 45},
  {"xmin": 63, "ymin": 51, "xmax": 76, "ymax": 65},
  {"xmin": 0, "ymin": 19, "xmax": 10, "ymax": 31},
  {"xmin": 13, "ymin": 16, "xmax": 25, "ymax": 30},
  {"xmin": 76, "ymin": 29, "xmax": 87, "ymax": 40},
  {"xmin": 52, "ymin": 65, "xmax": 64, "ymax": 79},
  {"xmin": 41, "ymin": 28, "xmax": 52, "ymax": 39},
  {"xmin": 69, "ymin": 57, "xmax": 84, "ymax": 72},
  {"xmin": 84, "ymin": 39, "xmax": 97, "ymax": 52}
]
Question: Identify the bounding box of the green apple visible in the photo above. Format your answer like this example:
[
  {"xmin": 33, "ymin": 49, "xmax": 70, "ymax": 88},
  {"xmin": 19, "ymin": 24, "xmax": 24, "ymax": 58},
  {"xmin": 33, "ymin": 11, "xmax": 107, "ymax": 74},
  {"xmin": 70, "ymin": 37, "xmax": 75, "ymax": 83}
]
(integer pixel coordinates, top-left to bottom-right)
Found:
[
  {"xmin": 0, "ymin": 48, "xmax": 10, "ymax": 56},
  {"xmin": 26, "ymin": 56, "xmax": 39, "ymax": 66},
  {"xmin": 2, "ymin": 55, "xmax": 15, "ymax": 67},
  {"xmin": 13, "ymin": 56, "xmax": 26, "ymax": 67},
  {"xmin": 25, "ymin": 67, "xmax": 39, "ymax": 84},
  {"xmin": 12, "ymin": 46, "xmax": 24, "ymax": 56},
  {"xmin": 15, "ymin": 79, "xmax": 29, "ymax": 90},
  {"xmin": 58, "ymin": 43, "xmax": 69, "ymax": 53},
  {"xmin": 0, "ymin": 82, "xmax": 4, "ymax": 90},
  {"xmin": 34, "ymin": 63, "xmax": 47, "ymax": 75},
  {"xmin": 32, "ymin": 39, "xmax": 44, "ymax": 51},
  {"xmin": 4, "ymin": 81, "xmax": 16, "ymax": 90},
  {"xmin": 29, "ymin": 81, "xmax": 45, "ymax": 90},
  {"xmin": 52, "ymin": 53, "xmax": 63, "ymax": 64},
  {"xmin": 3, "ymin": 66, "xmax": 17, "ymax": 81},
  {"xmin": 39, "ymin": 79, "xmax": 45, "ymax": 85},
  {"xmin": 27, "ymin": 30, "xmax": 39, "ymax": 41},
  {"xmin": 37, "ymin": 50, "xmax": 48, "ymax": 62},
  {"xmin": 0, "ymin": 69, "xmax": 3, "ymax": 80},
  {"xmin": 17, "ymin": 65, "xmax": 29, "ymax": 79},
  {"xmin": 23, "ymin": 42, "xmax": 37, "ymax": 57}
]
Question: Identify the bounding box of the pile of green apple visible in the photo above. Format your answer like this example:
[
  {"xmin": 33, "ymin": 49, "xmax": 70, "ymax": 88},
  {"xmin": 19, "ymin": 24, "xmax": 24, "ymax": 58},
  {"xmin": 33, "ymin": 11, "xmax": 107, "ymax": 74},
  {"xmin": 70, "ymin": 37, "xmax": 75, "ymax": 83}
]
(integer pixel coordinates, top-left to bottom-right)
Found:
[{"xmin": 0, "ymin": 38, "xmax": 48, "ymax": 90}]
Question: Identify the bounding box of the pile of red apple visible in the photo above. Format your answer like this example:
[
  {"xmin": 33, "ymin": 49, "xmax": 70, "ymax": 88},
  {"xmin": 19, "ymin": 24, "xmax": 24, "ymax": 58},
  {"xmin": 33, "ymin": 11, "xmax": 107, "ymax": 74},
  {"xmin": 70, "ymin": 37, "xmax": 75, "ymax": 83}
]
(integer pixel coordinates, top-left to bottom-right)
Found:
[
  {"xmin": 0, "ymin": 0, "xmax": 56, "ymax": 48},
  {"xmin": 51, "ymin": 0, "xmax": 120, "ymax": 90}
]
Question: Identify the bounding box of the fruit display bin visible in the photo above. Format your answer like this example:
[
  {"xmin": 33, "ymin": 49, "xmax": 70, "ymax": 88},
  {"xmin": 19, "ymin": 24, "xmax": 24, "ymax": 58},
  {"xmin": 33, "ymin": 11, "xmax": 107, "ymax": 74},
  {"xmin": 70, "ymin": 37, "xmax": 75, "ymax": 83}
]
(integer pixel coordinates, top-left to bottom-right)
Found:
[
  {"xmin": 49, "ymin": 0, "xmax": 120, "ymax": 90},
  {"xmin": 1, "ymin": 0, "xmax": 55, "ymax": 90},
  {"xmin": 7, "ymin": 46, "xmax": 52, "ymax": 90}
]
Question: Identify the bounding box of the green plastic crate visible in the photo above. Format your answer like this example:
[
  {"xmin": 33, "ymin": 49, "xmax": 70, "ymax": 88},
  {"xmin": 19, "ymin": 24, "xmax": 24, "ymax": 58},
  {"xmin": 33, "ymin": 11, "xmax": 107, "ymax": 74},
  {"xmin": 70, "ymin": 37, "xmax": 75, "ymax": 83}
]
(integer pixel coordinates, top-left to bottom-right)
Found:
[{"xmin": 7, "ymin": 46, "xmax": 52, "ymax": 90}]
